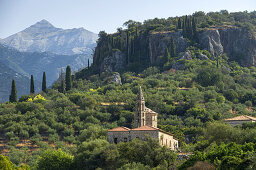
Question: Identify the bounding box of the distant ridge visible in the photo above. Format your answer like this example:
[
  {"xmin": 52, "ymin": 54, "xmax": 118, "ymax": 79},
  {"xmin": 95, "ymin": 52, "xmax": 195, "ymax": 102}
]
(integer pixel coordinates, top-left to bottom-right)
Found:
[{"xmin": 0, "ymin": 19, "xmax": 98, "ymax": 55}]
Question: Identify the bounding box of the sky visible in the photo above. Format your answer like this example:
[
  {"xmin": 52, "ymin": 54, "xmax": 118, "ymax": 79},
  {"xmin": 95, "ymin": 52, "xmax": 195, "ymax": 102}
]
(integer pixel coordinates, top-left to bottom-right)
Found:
[{"xmin": 0, "ymin": 0, "xmax": 255, "ymax": 38}]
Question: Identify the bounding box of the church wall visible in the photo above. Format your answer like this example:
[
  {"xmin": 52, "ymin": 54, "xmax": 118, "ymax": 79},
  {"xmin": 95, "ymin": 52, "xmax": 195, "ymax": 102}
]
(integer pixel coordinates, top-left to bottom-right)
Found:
[
  {"xmin": 130, "ymin": 130, "xmax": 159, "ymax": 140},
  {"xmin": 158, "ymin": 132, "xmax": 178, "ymax": 150},
  {"xmin": 107, "ymin": 131, "xmax": 130, "ymax": 144}
]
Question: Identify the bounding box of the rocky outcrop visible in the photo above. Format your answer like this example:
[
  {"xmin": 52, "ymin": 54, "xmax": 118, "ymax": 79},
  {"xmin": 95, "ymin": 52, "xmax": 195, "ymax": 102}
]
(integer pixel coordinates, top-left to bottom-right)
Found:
[
  {"xmin": 198, "ymin": 26, "xmax": 256, "ymax": 66},
  {"xmin": 179, "ymin": 51, "xmax": 192, "ymax": 60},
  {"xmin": 100, "ymin": 50, "xmax": 126, "ymax": 73},
  {"xmin": 197, "ymin": 53, "xmax": 209, "ymax": 60},
  {"xmin": 95, "ymin": 26, "xmax": 256, "ymax": 73},
  {"xmin": 149, "ymin": 31, "xmax": 189, "ymax": 63},
  {"xmin": 198, "ymin": 29, "xmax": 224, "ymax": 56}
]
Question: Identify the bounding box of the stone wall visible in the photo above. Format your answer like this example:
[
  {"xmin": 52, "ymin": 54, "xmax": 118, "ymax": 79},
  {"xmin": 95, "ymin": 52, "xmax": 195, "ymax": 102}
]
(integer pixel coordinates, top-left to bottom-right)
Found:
[
  {"xmin": 225, "ymin": 120, "xmax": 254, "ymax": 126},
  {"xmin": 130, "ymin": 130, "xmax": 159, "ymax": 141},
  {"xmin": 107, "ymin": 131, "xmax": 130, "ymax": 144},
  {"xmin": 108, "ymin": 129, "xmax": 178, "ymax": 151},
  {"xmin": 158, "ymin": 131, "xmax": 178, "ymax": 150}
]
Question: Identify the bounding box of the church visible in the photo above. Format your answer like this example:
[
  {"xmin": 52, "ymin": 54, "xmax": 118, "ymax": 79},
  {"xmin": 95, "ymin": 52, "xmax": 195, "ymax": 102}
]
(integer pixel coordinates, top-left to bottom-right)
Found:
[{"xmin": 107, "ymin": 86, "xmax": 179, "ymax": 151}]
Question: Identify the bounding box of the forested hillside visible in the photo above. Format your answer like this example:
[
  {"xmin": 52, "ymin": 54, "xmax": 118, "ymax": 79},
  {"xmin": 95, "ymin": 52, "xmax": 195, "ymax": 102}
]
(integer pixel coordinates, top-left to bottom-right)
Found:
[{"xmin": 1, "ymin": 10, "xmax": 256, "ymax": 169}]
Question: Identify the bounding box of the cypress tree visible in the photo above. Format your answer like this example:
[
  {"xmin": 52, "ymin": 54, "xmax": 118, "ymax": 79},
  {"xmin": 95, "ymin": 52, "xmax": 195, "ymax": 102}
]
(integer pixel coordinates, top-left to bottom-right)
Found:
[
  {"xmin": 177, "ymin": 18, "xmax": 182, "ymax": 29},
  {"xmin": 182, "ymin": 18, "xmax": 186, "ymax": 37},
  {"xmin": 185, "ymin": 15, "xmax": 188, "ymax": 37},
  {"xmin": 163, "ymin": 47, "xmax": 170, "ymax": 64},
  {"xmin": 30, "ymin": 75, "xmax": 35, "ymax": 94},
  {"xmin": 60, "ymin": 80, "xmax": 66, "ymax": 93},
  {"xmin": 192, "ymin": 17, "xmax": 197, "ymax": 40},
  {"xmin": 65, "ymin": 65, "xmax": 72, "ymax": 91},
  {"xmin": 88, "ymin": 59, "xmax": 90, "ymax": 69},
  {"xmin": 169, "ymin": 37, "xmax": 176, "ymax": 58},
  {"xmin": 42, "ymin": 72, "xmax": 47, "ymax": 93},
  {"xmin": 9, "ymin": 79, "xmax": 17, "ymax": 102}
]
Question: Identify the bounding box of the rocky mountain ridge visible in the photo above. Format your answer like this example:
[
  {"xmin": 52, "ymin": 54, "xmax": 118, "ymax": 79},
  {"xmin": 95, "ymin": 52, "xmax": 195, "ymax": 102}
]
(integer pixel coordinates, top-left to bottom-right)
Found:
[
  {"xmin": 95, "ymin": 26, "xmax": 256, "ymax": 73},
  {"xmin": 0, "ymin": 19, "xmax": 98, "ymax": 55}
]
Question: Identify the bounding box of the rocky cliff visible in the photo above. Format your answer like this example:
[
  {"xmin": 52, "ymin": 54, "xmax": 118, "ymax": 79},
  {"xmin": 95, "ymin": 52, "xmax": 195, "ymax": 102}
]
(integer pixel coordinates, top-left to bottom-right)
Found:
[
  {"xmin": 199, "ymin": 26, "xmax": 256, "ymax": 66},
  {"xmin": 96, "ymin": 26, "xmax": 256, "ymax": 73}
]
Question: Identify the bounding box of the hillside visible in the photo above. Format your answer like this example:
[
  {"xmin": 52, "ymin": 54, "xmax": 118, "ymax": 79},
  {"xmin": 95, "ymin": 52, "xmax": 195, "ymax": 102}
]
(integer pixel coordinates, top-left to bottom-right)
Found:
[
  {"xmin": 84, "ymin": 11, "xmax": 256, "ymax": 77},
  {"xmin": 2, "ymin": 10, "xmax": 256, "ymax": 169},
  {"xmin": 0, "ymin": 19, "xmax": 97, "ymax": 55}
]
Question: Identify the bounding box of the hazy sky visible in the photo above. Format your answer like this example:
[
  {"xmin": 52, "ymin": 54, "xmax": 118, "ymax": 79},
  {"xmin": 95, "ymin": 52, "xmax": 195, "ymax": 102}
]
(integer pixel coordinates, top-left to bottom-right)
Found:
[{"xmin": 0, "ymin": 0, "xmax": 255, "ymax": 38}]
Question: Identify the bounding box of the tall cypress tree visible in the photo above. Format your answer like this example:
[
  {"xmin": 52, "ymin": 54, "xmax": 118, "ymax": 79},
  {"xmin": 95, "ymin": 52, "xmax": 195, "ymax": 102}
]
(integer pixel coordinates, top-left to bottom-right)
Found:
[
  {"xmin": 88, "ymin": 59, "xmax": 90, "ymax": 69},
  {"xmin": 65, "ymin": 65, "xmax": 72, "ymax": 91},
  {"xmin": 192, "ymin": 17, "xmax": 197, "ymax": 40},
  {"xmin": 30, "ymin": 75, "xmax": 35, "ymax": 94},
  {"xmin": 169, "ymin": 37, "xmax": 176, "ymax": 58},
  {"xmin": 42, "ymin": 72, "xmax": 47, "ymax": 93},
  {"xmin": 60, "ymin": 80, "xmax": 66, "ymax": 93},
  {"xmin": 177, "ymin": 18, "xmax": 182, "ymax": 29},
  {"xmin": 163, "ymin": 47, "xmax": 170, "ymax": 64},
  {"xmin": 9, "ymin": 79, "xmax": 17, "ymax": 102}
]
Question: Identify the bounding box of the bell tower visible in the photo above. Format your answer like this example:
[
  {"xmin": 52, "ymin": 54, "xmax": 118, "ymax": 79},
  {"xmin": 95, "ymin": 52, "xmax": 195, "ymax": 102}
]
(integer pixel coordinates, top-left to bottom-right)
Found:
[{"xmin": 135, "ymin": 86, "xmax": 146, "ymax": 128}]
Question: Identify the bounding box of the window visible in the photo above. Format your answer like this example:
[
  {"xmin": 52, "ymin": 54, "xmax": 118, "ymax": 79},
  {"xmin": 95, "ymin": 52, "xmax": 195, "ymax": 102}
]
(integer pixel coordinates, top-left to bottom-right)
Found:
[
  {"xmin": 114, "ymin": 138, "xmax": 118, "ymax": 144},
  {"xmin": 124, "ymin": 138, "xmax": 127, "ymax": 142}
]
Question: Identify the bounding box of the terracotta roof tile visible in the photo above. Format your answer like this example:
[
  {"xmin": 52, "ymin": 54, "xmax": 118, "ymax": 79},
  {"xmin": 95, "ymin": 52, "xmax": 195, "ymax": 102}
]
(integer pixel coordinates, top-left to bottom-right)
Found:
[
  {"xmin": 132, "ymin": 125, "xmax": 158, "ymax": 131},
  {"xmin": 224, "ymin": 115, "xmax": 256, "ymax": 121},
  {"xmin": 108, "ymin": 127, "xmax": 131, "ymax": 132}
]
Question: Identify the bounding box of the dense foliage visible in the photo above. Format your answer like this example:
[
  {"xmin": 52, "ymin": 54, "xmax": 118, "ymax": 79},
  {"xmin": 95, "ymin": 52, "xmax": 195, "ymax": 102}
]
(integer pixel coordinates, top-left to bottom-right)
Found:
[{"xmin": 1, "ymin": 10, "xmax": 256, "ymax": 169}]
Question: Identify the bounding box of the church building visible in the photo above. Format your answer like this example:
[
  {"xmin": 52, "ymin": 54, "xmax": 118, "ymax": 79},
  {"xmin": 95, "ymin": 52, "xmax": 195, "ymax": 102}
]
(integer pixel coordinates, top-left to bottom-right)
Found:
[{"xmin": 107, "ymin": 87, "xmax": 179, "ymax": 151}]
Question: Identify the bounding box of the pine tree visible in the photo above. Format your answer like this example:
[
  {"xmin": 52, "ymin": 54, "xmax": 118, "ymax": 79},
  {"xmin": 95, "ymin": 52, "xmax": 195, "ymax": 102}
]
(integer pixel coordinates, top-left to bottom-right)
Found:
[
  {"xmin": 9, "ymin": 79, "xmax": 17, "ymax": 102},
  {"xmin": 169, "ymin": 37, "xmax": 176, "ymax": 58},
  {"xmin": 42, "ymin": 72, "xmax": 47, "ymax": 93},
  {"xmin": 30, "ymin": 75, "xmax": 35, "ymax": 94},
  {"xmin": 65, "ymin": 65, "xmax": 72, "ymax": 91}
]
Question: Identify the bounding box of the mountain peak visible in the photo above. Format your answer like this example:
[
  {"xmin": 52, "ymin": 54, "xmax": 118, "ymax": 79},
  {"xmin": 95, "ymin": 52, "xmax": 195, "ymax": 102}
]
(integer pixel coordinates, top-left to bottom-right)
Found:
[{"xmin": 32, "ymin": 19, "xmax": 55, "ymax": 28}]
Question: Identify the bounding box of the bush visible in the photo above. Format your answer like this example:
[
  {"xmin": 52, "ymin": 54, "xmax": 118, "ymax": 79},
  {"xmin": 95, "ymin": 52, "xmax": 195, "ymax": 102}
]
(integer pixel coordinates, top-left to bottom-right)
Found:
[{"xmin": 36, "ymin": 149, "xmax": 74, "ymax": 170}]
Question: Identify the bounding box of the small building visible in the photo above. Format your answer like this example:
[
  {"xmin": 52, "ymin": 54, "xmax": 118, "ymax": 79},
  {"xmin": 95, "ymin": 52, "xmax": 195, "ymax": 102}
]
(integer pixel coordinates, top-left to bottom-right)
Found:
[
  {"xmin": 224, "ymin": 115, "xmax": 256, "ymax": 126},
  {"xmin": 107, "ymin": 86, "xmax": 178, "ymax": 151}
]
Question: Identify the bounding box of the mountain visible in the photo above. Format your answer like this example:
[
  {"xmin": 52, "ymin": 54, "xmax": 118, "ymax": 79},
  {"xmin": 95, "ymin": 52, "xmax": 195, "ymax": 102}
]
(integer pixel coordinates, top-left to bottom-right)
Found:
[
  {"xmin": 0, "ymin": 19, "xmax": 98, "ymax": 55},
  {"xmin": 0, "ymin": 61, "xmax": 40, "ymax": 102},
  {"xmin": 0, "ymin": 44, "xmax": 90, "ymax": 85},
  {"xmin": 0, "ymin": 20, "xmax": 97, "ymax": 102}
]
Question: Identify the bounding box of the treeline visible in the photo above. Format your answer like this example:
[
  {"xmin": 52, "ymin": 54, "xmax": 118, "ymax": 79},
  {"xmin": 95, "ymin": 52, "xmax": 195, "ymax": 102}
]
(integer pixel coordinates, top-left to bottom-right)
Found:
[{"xmin": 9, "ymin": 65, "xmax": 73, "ymax": 103}]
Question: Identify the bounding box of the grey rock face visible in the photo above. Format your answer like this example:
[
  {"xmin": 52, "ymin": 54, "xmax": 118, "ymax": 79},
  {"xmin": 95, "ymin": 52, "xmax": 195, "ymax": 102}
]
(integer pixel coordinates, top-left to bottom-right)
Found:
[
  {"xmin": 198, "ymin": 27, "xmax": 256, "ymax": 66},
  {"xmin": 149, "ymin": 31, "xmax": 189, "ymax": 63},
  {"xmin": 101, "ymin": 51, "xmax": 126, "ymax": 72},
  {"xmin": 198, "ymin": 29, "xmax": 224, "ymax": 56},
  {"xmin": 197, "ymin": 53, "xmax": 209, "ymax": 60},
  {"xmin": 0, "ymin": 19, "xmax": 98, "ymax": 55},
  {"xmin": 219, "ymin": 27, "xmax": 256, "ymax": 66},
  {"xmin": 179, "ymin": 51, "xmax": 192, "ymax": 60},
  {"xmin": 109, "ymin": 72, "xmax": 122, "ymax": 85}
]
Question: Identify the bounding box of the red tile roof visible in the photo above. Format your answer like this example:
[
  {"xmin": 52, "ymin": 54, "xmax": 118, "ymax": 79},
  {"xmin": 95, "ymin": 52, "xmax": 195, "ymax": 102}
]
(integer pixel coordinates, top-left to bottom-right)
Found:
[
  {"xmin": 224, "ymin": 115, "xmax": 256, "ymax": 121},
  {"xmin": 132, "ymin": 125, "xmax": 158, "ymax": 131},
  {"xmin": 108, "ymin": 126, "xmax": 131, "ymax": 132}
]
